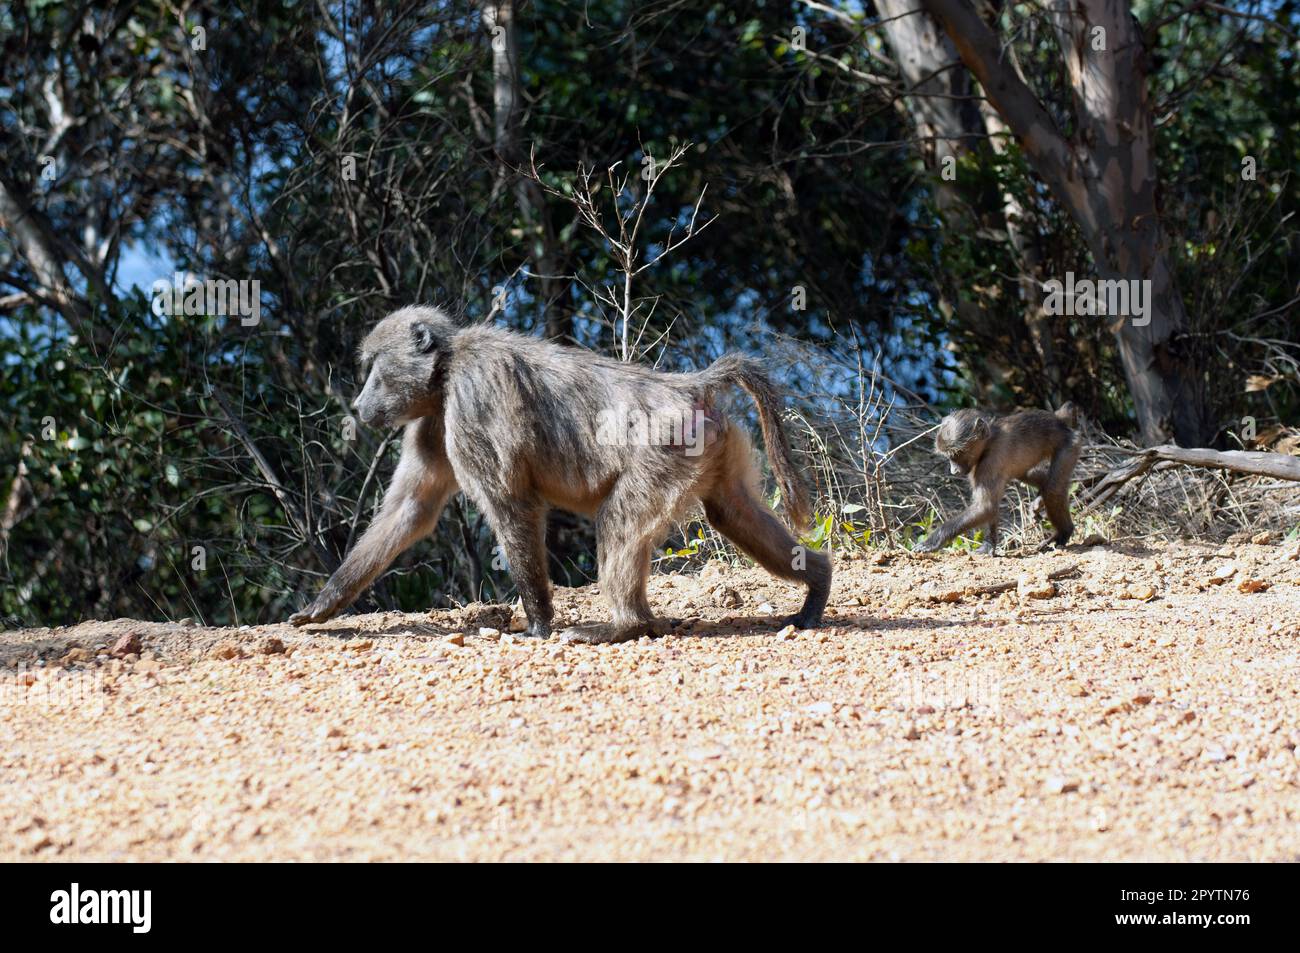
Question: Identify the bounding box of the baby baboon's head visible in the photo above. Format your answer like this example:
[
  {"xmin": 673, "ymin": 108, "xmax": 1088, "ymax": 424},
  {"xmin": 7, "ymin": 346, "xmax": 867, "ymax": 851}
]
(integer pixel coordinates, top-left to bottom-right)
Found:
[
  {"xmin": 353, "ymin": 305, "xmax": 456, "ymax": 428},
  {"xmin": 935, "ymin": 408, "xmax": 992, "ymax": 476}
]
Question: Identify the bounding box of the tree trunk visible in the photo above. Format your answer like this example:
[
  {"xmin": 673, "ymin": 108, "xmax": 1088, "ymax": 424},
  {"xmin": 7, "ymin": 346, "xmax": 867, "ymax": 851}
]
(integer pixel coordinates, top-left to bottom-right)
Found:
[
  {"xmin": 875, "ymin": 0, "xmax": 1011, "ymax": 400},
  {"xmin": 482, "ymin": 1, "xmax": 570, "ymax": 341},
  {"xmin": 920, "ymin": 0, "xmax": 1211, "ymax": 446},
  {"xmin": 877, "ymin": 0, "xmax": 1072, "ymax": 403},
  {"xmin": 0, "ymin": 175, "xmax": 113, "ymax": 344}
]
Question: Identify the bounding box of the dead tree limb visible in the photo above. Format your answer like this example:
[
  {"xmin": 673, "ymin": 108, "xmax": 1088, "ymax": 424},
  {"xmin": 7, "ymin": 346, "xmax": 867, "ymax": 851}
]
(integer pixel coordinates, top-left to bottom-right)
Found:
[
  {"xmin": 1078, "ymin": 443, "xmax": 1300, "ymax": 514},
  {"xmin": 1137, "ymin": 445, "xmax": 1300, "ymax": 481}
]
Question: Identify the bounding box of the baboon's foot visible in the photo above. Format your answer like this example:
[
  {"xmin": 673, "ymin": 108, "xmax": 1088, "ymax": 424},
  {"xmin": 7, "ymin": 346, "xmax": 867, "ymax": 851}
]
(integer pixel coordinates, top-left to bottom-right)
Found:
[
  {"xmin": 913, "ymin": 536, "xmax": 941, "ymax": 553},
  {"xmin": 975, "ymin": 541, "xmax": 998, "ymax": 556},
  {"xmin": 1037, "ymin": 537, "xmax": 1070, "ymax": 554},
  {"xmin": 559, "ymin": 618, "xmax": 668, "ymax": 645}
]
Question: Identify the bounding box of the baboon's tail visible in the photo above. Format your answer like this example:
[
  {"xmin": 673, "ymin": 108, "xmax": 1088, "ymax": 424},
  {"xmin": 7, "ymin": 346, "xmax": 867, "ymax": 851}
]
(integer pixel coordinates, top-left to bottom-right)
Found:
[{"xmin": 699, "ymin": 353, "xmax": 812, "ymax": 531}]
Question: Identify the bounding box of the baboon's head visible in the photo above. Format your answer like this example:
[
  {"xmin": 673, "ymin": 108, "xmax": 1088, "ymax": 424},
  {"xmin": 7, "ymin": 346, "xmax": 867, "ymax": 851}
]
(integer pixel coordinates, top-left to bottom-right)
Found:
[
  {"xmin": 353, "ymin": 305, "xmax": 456, "ymax": 428},
  {"xmin": 935, "ymin": 408, "xmax": 991, "ymax": 476}
]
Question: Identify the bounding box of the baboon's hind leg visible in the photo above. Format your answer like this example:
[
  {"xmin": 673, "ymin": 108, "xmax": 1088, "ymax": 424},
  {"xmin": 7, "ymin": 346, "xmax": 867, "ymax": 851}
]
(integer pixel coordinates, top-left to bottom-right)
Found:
[
  {"xmin": 1040, "ymin": 442, "xmax": 1080, "ymax": 549},
  {"xmin": 703, "ymin": 473, "xmax": 831, "ymax": 629}
]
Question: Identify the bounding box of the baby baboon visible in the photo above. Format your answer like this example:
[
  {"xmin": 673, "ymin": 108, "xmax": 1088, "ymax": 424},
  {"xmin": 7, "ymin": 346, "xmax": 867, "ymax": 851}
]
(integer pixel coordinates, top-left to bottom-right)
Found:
[
  {"xmin": 915, "ymin": 404, "xmax": 1080, "ymax": 555},
  {"xmin": 289, "ymin": 305, "xmax": 830, "ymax": 642}
]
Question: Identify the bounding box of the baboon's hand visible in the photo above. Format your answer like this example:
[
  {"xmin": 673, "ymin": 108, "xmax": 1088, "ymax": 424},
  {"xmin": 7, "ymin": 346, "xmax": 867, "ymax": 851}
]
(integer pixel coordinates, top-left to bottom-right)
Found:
[
  {"xmin": 288, "ymin": 589, "xmax": 344, "ymax": 627},
  {"xmin": 914, "ymin": 534, "xmax": 942, "ymax": 553},
  {"xmin": 521, "ymin": 619, "xmax": 551, "ymax": 639},
  {"xmin": 780, "ymin": 610, "xmax": 822, "ymax": 631}
]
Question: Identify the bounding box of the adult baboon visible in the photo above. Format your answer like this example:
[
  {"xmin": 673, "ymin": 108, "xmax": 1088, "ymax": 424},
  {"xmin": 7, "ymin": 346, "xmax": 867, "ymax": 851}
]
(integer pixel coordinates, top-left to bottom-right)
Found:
[
  {"xmin": 915, "ymin": 405, "xmax": 1080, "ymax": 556},
  {"xmin": 289, "ymin": 306, "xmax": 830, "ymax": 642}
]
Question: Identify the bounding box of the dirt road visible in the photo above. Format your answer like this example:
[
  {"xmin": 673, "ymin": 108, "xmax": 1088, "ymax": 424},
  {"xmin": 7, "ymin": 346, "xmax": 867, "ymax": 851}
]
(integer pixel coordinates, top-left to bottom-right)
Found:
[{"xmin": 4, "ymin": 540, "xmax": 1299, "ymax": 861}]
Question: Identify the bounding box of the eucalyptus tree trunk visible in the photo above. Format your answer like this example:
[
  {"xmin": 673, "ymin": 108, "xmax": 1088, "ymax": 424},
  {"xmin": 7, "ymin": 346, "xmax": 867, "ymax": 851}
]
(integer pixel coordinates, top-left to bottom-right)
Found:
[
  {"xmin": 877, "ymin": 0, "xmax": 1066, "ymax": 403},
  {"xmin": 481, "ymin": 1, "xmax": 569, "ymax": 340},
  {"xmin": 920, "ymin": 0, "xmax": 1211, "ymax": 445}
]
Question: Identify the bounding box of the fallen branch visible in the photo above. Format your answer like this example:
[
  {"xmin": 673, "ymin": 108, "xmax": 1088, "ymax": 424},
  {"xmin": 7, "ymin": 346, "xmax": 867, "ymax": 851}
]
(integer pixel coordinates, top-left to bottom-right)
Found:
[
  {"xmin": 1078, "ymin": 443, "xmax": 1300, "ymax": 514},
  {"xmin": 1076, "ymin": 452, "xmax": 1158, "ymax": 512},
  {"xmin": 1137, "ymin": 444, "xmax": 1300, "ymax": 481},
  {"xmin": 925, "ymin": 562, "xmax": 1082, "ymax": 601}
]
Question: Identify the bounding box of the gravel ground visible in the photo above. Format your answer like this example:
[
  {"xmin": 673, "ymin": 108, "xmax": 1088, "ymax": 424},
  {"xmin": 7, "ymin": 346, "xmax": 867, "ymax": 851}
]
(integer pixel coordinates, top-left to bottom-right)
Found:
[{"xmin": 4, "ymin": 539, "xmax": 1300, "ymax": 861}]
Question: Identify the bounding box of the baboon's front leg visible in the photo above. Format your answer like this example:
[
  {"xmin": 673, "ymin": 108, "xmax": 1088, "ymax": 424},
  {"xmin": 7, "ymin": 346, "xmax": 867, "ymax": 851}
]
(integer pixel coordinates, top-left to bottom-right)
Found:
[
  {"xmin": 484, "ymin": 500, "xmax": 553, "ymax": 639},
  {"xmin": 917, "ymin": 483, "xmax": 1002, "ymax": 554},
  {"xmin": 975, "ymin": 514, "xmax": 999, "ymax": 555},
  {"xmin": 290, "ymin": 423, "xmax": 456, "ymax": 625}
]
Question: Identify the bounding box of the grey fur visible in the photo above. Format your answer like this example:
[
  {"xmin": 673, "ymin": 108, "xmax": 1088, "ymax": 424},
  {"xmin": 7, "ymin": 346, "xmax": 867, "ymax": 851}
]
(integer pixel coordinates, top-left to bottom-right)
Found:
[{"xmin": 289, "ymin": 305, "xmax": 831, "ymax": 642}]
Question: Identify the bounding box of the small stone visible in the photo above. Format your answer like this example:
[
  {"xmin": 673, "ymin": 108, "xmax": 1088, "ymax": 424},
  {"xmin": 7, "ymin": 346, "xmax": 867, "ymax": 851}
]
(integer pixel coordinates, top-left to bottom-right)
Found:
[
  {"xmin": 1207, "ymin": 563, "xmax": 1237, "ymax": 585},
  {"xmin": 805, "ymin": 701, "xmax": 833, "ymax": 716},
  {"xmin": 1017, "ymin": 574, "xmax": 1056, "ymax": 600},
  {"xmin": 757, "ymin": 602, "xmax": 775, "ymax": 615},
  {"xmin": 1237, "ymin": 578, "xmax": 1270, "ymax": 594},
  {"xmin": 257, "ymin": 637, "xmax": 286, "ymax": 655},
  {"xmin": 445, "ymin": 633, "xmax": 465, "ymax": 647},
  {"xmin": 718, "ymin": 587, "xmax": 742, "ymax": 608},
  {"xmin": 209, "ymin": 641, "xmax": 242, "ymax": 661},
  {"xmin": 776, "ymin": 625, "xmax": 797, "ymax": 641},
  {"xmin": 1118, "ymin": 585, "xmax": 1156, "ymax": 601},
  {"xmin": 60, "ymin": 647, "xmax": 92, "ymax": 665},
  {"xmin": 1044, "ymin": 776, "xmax": 1072, "ymax": 795},
  {"xmin": 110, "ymin": 632, "xmax": 143, "ymax": 658},
  {"xmin": 478, "ymin": 627, "xmax": 501, "ymax": 638}
]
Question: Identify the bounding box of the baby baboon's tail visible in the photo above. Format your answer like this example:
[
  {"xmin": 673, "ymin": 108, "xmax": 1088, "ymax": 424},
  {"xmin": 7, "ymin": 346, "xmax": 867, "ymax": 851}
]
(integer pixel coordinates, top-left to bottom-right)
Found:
[{"xmin": 698, "ymin": 353, "xmax": 811, "ymax": 531}]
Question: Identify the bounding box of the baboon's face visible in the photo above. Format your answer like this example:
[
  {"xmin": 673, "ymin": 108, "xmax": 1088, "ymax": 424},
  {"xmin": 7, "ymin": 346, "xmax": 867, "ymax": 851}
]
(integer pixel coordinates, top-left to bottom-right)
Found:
[
  {"xmin": 352, "ymin": 306, "xmax": 453, "ymax": 428},
  {"xmin": 935, "ymin": 409, "xmax": 990, "ymax": 476}
]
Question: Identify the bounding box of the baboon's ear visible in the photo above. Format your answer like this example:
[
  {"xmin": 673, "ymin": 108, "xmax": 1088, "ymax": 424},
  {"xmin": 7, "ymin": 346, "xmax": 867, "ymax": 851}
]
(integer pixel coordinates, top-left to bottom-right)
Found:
[
  {"xmin": 412, "ymin": 321, "xmax": 438, "ymax": 354},
  {"xmin": 974, "ymin": 417, "xmax": 992, "ymax": 440}
]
